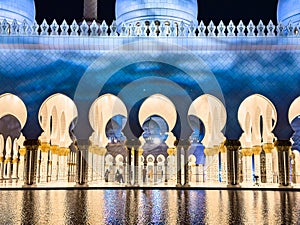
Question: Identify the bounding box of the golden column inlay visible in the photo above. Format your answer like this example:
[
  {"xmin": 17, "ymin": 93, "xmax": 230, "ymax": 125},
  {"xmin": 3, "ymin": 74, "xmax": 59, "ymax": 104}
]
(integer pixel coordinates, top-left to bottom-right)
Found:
[
  {"xmin": 50, "ymin": 145, "xmax": 60, "ymax": 155},
  {"xmin": 263, "ymin": 143, "xmax": 274, "ymax": 154},
  {"xmin": 4, "ymin": 157, "xmax": 11, "ymax": 164},
  {"xmin": 19, "ymin": 147, "xmax": 26, "ymax": 156},
  {"xmin": 40, "ymin": 142, "xmax": 50, "ymax": 153},
  {"xmin": 220, "ymin": 143, "xmax": 226, "ymax": 153},
  {"xmin": 241, "ymin": 148, "xmax": 253, "ymax": 157},
  {"xmin": 167, "ymin": 148, "xmax": 176, "ymax": 156},
  {"xmin": 252, "ymin": 146, "xmax": 262, "ymax": 155},
  {"xmin": 138, "ymin": 148, "xmax": 144, "ymax": 156},
  {"xmin": 204, "ymin": 147, "xmax": 219, "ymax": 156},
  {"xmin": 204, "ymin": 148, "xmax": 213, "ymax": 156}
]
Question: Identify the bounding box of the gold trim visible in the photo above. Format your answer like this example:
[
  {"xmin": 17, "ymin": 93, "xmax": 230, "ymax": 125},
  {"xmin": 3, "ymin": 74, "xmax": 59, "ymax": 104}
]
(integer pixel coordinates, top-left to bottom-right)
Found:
[
  {"xmin": 167, "ymin": 148, "xmax": 175, "ymax": 156},
  {"xmin": 40, "ymin": 142, "xmax": 50, "ymax": 153},
  {"xmin": 263, "ymin": 143, "xmax": 274, "ymax": 154},
  {"xmin": 241, "ymin": 148, "xmax": 252, "ymax": 156},
  {"xmin": 252, "ymin": 146, "xmax": 262, "ymax": 155},
  {"xmin": 4, "ymin": 157, "xmax": 11, "ymax": 164},
  {"xmin": 219, "ymin": 142, "xmax": 226, "ymax": 153},
  {"xmin": 138, "ymin": 148, "xmax": 144, "ymax": 156},
  {"xmin": 59, "ymin": 147, "xmax": 70, "ymax": 156},
  {"xmin": 19, "ymin": 148, "xmax": 26, "ymax": 156},
  {"xmin": 50, "ymin": 145, "xmax": 60, "ymax": 155}
]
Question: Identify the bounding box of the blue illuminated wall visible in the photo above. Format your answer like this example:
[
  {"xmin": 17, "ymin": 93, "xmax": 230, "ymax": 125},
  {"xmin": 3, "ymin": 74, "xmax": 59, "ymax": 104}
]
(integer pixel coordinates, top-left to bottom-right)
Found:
[{"xmin": 0, "ymin": 36, "xmax": 299, "ymax": 141}]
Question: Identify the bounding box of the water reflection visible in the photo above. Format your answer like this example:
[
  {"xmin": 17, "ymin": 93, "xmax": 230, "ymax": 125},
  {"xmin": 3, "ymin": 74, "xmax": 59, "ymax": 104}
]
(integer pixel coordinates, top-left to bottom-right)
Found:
[{"xmin": 0, "ymin": 190, "xmax": 299, "ymax": 224}]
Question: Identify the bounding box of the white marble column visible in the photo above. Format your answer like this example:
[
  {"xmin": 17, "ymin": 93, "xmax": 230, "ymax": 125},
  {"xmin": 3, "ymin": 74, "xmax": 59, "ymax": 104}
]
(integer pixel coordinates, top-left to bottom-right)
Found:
[
  {"xmin": 88, "ymin": 146, "xmax": 94, "ymax": 182},
  {"xmin": 50, "ymin": 145, "xmax": 59, "ymax": 182},
  {"xmin": 264, "ymin": 143, "xmax": 274, "ymax": 183},
  {"xmin": 40, "ymin": 151, "xmax": 48, "ymax": 182},
  {"xmin": 18, "ymin": 148, "xmax": 26, "ymax": 181},
  {"xmin": 92, "ymin": 150, "xmax": 98, "ymax": 181},
  {"xmin": 220, "ymin": 144, "xmax": 227, "ymax": 183},
  {"xmin": 58, "ymin": 148, "xmax": 69, "ymax": 182},
  {"xmin": 253, "ymin": 146, "xmax": 261, "ymax": 183},
  {"xmin": 5, "ymin": 137, "xmax": 12, "ymax": 179},
  {"xmin": 204, "ymin": 147, "xmax": 219, "ymax": 183},
  {"xmin": 12, "ymin": 139, "xmax": 19, "ymax": 180},
  {"xmin": 241, "ymin": 148, "xmax": 253, "ymax": 184}
]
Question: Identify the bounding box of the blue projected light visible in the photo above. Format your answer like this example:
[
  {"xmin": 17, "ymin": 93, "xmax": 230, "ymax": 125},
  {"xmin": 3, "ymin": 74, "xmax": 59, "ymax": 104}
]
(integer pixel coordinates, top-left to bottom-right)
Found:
[{"xmin": 0, "ymin": 41, "xmax": 300, "ymax": 140}]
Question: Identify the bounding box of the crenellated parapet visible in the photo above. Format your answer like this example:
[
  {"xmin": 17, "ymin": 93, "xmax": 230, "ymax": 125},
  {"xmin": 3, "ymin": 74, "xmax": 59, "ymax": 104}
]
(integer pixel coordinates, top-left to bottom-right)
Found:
[{"xmin": 1, "ymin": 19, "xmax": 300, "ymax": 37}]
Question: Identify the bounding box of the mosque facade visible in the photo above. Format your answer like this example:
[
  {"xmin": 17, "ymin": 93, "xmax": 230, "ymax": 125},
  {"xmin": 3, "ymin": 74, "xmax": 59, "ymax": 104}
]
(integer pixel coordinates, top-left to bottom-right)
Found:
[{"xmin": 0, "ymin": 0, "xmax": 299, "ymax": 187}]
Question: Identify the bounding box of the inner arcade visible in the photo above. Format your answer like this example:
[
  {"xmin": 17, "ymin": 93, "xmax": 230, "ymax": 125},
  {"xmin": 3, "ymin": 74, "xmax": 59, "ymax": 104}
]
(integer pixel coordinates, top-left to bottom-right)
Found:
[{"xmin": 0, "ymin": 92, "xmax": 297, "ymax": 188}]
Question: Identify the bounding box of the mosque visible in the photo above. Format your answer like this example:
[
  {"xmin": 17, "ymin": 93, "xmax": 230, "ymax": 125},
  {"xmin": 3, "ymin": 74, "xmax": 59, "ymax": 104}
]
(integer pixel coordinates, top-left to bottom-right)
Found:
[{"xmin": 0, "ymin": 0, "xmax": 299, "ymax": 188}]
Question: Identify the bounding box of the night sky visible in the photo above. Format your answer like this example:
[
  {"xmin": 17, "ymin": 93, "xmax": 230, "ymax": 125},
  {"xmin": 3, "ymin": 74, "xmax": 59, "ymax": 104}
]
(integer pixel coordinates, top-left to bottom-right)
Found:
[{"xmin": 34, "ymin": 0, "xmax": 278, "ymax": 25}]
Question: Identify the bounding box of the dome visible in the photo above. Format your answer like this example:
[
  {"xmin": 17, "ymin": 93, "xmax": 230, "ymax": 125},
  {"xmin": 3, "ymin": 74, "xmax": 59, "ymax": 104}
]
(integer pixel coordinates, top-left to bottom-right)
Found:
[
  {"xmin": 277, "ymin": 0, "xmax": 300, "ymax": 26},
  {"xmin": 115, "ymin": 0, "xmax": 198, "ymax": 26},
  {"xmin": 0, "ymin": 0, "xmax": 35, "ymax": 24}
]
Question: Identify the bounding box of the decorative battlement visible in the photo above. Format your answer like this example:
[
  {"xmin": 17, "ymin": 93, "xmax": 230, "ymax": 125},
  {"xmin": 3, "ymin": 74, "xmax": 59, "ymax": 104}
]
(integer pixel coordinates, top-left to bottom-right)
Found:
[{"xmin": 0, "ymin": 19, "xmax": 299, "ymax": 37}]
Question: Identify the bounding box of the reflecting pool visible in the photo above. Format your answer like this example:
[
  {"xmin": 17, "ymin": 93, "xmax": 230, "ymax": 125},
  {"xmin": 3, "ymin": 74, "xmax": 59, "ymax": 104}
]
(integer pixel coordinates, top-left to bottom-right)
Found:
[{"xmin": 0, "ymin": 190, "xmax": 299, "ymax": 224}]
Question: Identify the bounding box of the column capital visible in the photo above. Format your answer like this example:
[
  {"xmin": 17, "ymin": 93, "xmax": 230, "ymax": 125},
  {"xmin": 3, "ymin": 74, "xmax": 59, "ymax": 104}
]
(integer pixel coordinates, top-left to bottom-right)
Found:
[
  {"xmin": 50, "ymin": 145, "xmax": 60, "ymax": 155},
  {"xmin": 24, "ymin": 139, "xmax": 40, "ymax": 150},
  {"xmin": 241, "ymin": 148, "xmax": 252, "ymax": 156},
  {"xmin": 220, "ymin": 142, "xmax": 226, "ymax": 153},
  {"xmin": 252, "ymin": 146, "xmax": 262, "ymax": 155},
  {"xmin": 125, "ymin": 139, "xmax": 141, "ymax": 149},
  {"xmin": 275, "ymin": 140, "xmax": 292, "ymax": 151},
  {"xmin": 40, "ymin": 142, "xmax": 50, "ymax": 153},
  {"xmin": 204, "ymin": 148, "xmax": 212, "ymax": 156},
  {"xmin": 204, "ymin": 146, "xmax": 220, "ymax": 156},
  {"xmin": 19, "ymin": 147, "xmax": 26, "ymax": 156},
  {"xmin": 224, "ymin": 140, "xmax": 241, "ymax": 151},
  {"xmin": 167, "ymin": 148, "xmax": 176, "ymax": 156},
  {"xmin": 176, "ymin": 139, "xmax": 190, "ymax": 150},
  {"xmin": 263, "ymin": 143, "xmax": 274, "ymax": 154},
  {"xmin": 138, "ymin": 148, "xmax": 144, "ymax": 156}
]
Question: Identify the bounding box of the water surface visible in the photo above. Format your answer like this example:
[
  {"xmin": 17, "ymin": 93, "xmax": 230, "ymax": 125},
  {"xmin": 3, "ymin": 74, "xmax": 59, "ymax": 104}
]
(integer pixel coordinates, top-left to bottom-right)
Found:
[{"xmin": 0, "ymin": 190, "xmax": 299, "ymax": 224}]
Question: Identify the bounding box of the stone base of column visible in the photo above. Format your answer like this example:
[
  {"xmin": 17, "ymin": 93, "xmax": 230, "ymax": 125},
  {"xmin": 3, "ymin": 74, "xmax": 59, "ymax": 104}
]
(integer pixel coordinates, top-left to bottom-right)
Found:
[
  {"xmin": 183, "ymin": 183, "xmax": 190, "ymax": 187},
  {"xmin": 227, "ymin": 184, "xmax": 241, "ymax": 188},
  {"xmin": 279, "ymin": 184, "xmax": 293, "ymax": 188},
  {"xmin": 176, "ymin": 183, "xmax": 182, "ymax": 187},
  {"xmin": 22, "ymin": 184, "xmax": 37, "ymax": 188},
  {"xmin": 74, "ymin": 183, "xmax": 89, "ymax": 188}
]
